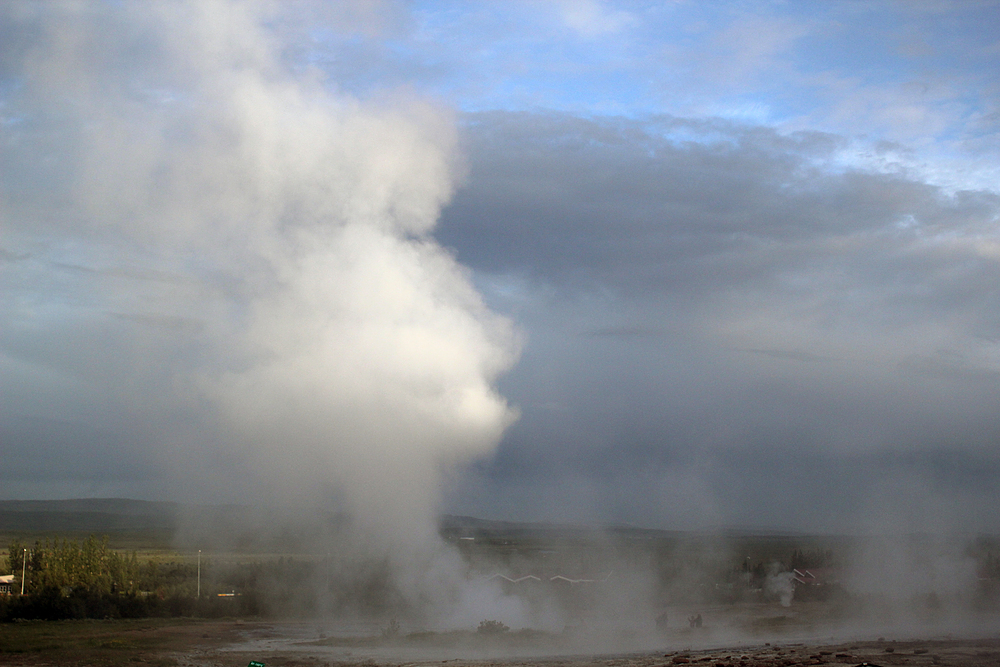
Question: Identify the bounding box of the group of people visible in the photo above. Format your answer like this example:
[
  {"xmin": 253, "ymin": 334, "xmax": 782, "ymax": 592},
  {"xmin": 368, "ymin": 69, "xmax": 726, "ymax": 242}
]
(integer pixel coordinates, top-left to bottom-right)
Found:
[{"xmin": 654, "ymin": 611, "xmax": 703, "ymax": 630}]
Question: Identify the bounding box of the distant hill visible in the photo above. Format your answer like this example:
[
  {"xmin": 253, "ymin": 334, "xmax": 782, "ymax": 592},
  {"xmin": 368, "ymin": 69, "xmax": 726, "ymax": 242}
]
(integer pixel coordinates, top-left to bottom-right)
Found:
[
  {"xmin": 0, "ymin": 498, "xmax": 181, "ymax": 533},
  {"xmin": 0, "ymin": 498, "xmax": 808, "ymax": 547}
]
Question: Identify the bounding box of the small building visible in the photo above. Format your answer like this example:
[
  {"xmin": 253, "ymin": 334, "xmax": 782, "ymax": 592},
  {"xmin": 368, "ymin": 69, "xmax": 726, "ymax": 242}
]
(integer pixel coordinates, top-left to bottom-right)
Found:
[
  {"xmin": 792, "ymin": 568, "xmax": 842, "ymax": 601},
  {"xmin": 0, "ymin": 574, "xmax": 15, "ymax": 595},
  {"xmin": 487, "ymin": 573, "xmax": 541, "ymax": 584},
  {"xmin": 791, "ymin": 568, "xmax": 839, "ymax": 587}
]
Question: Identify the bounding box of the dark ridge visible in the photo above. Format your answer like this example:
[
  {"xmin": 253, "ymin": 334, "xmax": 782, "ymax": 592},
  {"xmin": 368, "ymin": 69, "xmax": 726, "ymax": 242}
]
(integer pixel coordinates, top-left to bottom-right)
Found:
[
  {"xmin": 0, "ymin": 498, "xmax": 180, "ymax": 515},
  {"xmin": 0, "ymin": 510, "xmax": 175, "ymax": 532},
  {"xmin": 0, "ymin": 499, "xmax": 180, "ymax": 533},
  {"xmin": 0, "ymin": 499, "xmax": 858, "ymax": 543}
]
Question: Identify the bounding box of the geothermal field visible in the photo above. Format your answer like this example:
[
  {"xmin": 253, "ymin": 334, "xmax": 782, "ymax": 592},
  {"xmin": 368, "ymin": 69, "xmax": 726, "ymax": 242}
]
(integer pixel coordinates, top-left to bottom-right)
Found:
[
  {"xmin": 4, "ymin": 2, "xmax": 1000, "ymax": 666},
  {"xmin": 2, "ymin": 502, "xmax": 1000, "ymax": 666}
]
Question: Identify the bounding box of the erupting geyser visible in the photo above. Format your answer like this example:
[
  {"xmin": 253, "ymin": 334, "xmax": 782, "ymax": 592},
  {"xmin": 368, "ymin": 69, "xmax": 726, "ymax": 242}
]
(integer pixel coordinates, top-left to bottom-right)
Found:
[{"xmin": 0, "ymin": 0, "xmax": 519, "ymax": 616}]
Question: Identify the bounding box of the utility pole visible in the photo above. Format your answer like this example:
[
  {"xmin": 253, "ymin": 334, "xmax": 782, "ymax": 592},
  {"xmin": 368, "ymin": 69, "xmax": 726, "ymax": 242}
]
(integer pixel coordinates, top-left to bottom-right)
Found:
[
  {"xmin": 197, "ymin": 550, "xmax": 201, "ymax": 599},
  {"xmin": 746, "ymin": 556, "xmax": 751, "ymax": 589},
  {"xmin": 21, "ymin": 548, "xmax": 26, "ymax": 595}
]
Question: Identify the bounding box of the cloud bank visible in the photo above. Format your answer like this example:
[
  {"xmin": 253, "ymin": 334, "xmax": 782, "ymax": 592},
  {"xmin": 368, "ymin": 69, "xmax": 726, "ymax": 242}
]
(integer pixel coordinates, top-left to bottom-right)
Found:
[{"xmin": 439, "ymin": 111, "xmax": 1000, "ymax": 533}]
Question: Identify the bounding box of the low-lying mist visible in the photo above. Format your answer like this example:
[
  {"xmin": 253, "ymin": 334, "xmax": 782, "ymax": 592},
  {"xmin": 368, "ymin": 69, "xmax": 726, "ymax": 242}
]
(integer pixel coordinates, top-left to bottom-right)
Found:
[{"xmin": 168, "ymin": 506, "xmax": 1000, "ymax": 652}]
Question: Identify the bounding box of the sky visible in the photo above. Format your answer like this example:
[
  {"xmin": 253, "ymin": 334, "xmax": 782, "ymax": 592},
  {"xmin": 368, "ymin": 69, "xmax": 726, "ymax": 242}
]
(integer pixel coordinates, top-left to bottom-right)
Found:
[{"xmin": 2, "ymin": 0, "xmax": 1000, "ymax": 535}]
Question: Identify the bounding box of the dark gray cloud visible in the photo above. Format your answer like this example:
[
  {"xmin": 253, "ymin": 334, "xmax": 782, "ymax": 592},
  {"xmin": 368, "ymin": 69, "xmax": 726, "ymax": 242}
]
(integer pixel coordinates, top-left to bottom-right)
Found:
[
  {"xmin": 438, "ymin": 110, "xmax": 1000, "ymax": 532},
  {"xmin": 440, "ymin": 112, "xmax": 999, "ymax": 298}
]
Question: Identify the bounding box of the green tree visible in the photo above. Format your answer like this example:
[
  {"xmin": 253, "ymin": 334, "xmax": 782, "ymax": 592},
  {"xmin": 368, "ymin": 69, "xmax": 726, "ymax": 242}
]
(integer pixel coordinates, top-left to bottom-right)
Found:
[
  {"xmin": 6, "ymin": 539, "xmax": 25, "ymax": 575},
  {"xmin": 10, "ymin": 535, "xmax": 141, "ymax": 595}
]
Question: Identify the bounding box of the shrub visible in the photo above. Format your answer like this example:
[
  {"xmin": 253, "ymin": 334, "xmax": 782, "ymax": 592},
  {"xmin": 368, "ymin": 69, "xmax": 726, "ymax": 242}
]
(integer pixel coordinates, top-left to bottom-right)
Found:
[{"xmin": 477, "ymin": 619, "xmax": 509, "ymax": 634}]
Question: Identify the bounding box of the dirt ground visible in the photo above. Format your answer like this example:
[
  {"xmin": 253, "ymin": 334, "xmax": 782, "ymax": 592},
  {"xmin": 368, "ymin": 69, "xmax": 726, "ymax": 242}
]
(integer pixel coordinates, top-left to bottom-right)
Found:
[{"xmin": 2, "ymin": 619, "xmax": 999, "ymax": 667}]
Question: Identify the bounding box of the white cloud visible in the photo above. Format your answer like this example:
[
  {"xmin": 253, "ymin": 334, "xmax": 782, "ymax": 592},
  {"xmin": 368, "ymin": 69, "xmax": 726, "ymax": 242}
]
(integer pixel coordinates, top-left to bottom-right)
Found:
[{"xmin": 558, "ymin": 0, "xmax": 634, "ymax": 38}]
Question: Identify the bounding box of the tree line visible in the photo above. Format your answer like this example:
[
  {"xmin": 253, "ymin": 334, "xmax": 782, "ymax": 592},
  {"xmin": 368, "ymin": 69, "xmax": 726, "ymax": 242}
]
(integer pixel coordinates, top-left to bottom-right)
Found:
[
  {"xmin": 1, "ymin": 535, "xmax": 260, "ymax": 621},
  {"xmin": 1, "ymin": 534, "xmax": 399, "ymax": 621},
  {"xmin": 6, "ymin": 536, "xmax": 142, "ymax": 595}
]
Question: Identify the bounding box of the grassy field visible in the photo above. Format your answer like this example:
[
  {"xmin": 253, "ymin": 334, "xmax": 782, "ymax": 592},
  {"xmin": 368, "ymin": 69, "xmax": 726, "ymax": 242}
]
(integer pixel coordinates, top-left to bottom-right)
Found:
[{"xmin": 0, "ymin": 530, "xmax": 175, "ymax": 554}]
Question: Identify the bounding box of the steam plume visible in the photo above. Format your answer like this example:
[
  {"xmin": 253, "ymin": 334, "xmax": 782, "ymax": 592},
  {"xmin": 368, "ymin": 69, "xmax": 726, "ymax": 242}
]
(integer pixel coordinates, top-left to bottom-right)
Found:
[{"xmin": 1, "ymin": 0, "xmax": 517, "ymax": 584}]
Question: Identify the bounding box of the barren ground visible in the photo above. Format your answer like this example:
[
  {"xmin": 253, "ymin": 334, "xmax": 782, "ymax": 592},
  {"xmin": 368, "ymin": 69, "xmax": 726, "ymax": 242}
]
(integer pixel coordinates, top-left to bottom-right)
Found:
[{"xmin": 2, "ymin": 618, "xmax": 999, "ymax": 667}]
